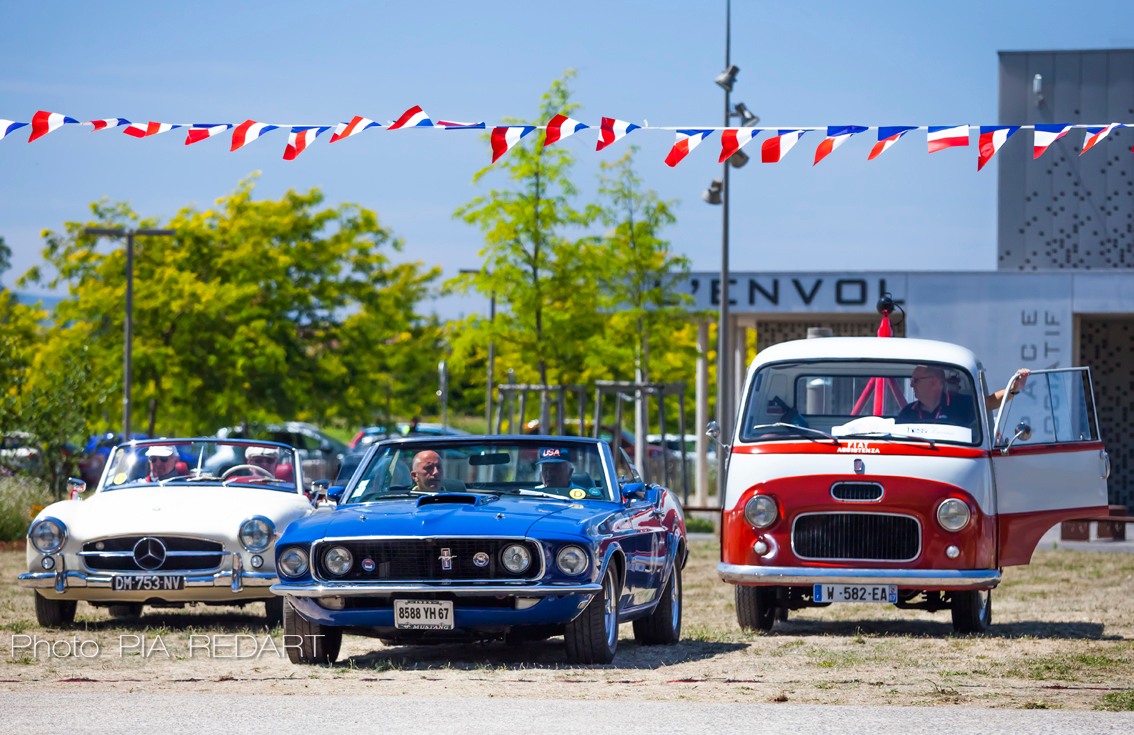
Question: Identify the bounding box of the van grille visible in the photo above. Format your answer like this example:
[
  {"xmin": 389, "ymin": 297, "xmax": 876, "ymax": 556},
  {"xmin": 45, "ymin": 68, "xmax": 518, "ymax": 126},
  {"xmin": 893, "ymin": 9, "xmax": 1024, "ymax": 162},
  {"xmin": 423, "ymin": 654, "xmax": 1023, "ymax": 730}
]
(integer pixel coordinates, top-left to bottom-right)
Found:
[{"xmin": 792, "ymin": 513, "xmax": 919, "ymax": 561}]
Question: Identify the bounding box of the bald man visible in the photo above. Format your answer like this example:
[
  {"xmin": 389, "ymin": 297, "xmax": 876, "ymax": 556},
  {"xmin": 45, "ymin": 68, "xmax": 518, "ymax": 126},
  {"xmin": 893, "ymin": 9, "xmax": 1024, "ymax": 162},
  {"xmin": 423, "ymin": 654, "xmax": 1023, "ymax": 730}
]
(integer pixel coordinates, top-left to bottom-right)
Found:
[{"xmin": 410, "ymin": 450, "xmax": 443, "ymax": 492}]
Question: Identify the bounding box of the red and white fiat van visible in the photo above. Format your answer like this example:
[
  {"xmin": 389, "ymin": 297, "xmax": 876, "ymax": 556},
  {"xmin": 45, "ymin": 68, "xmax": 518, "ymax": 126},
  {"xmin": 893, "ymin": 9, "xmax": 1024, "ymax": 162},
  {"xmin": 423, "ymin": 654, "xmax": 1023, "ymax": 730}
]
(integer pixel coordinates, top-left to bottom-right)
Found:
[{"xmin": 716, "ymin": 335, "xmax": 1110, "ymax": 633}]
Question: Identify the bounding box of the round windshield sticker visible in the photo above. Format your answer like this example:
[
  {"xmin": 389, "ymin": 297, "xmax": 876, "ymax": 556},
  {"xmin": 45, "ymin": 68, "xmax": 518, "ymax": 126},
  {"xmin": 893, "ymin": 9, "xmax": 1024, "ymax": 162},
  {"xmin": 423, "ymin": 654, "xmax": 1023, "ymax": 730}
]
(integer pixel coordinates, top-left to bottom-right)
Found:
[
  {"xmin": 113, "ymin": 472, "xmax": 127, "ymax": 485},
  {"xmin": 588, "ymin": 487, "xmax": 602, "ymax": 496},
  {"xmin": 569, "ymin": 488, "xmax": 587, "ymax": 500}
]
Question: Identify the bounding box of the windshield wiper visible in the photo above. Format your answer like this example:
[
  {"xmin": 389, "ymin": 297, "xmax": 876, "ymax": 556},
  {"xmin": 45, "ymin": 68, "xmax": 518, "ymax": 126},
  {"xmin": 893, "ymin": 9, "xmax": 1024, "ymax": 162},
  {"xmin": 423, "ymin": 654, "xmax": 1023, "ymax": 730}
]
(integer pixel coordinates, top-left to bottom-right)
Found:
[
  {"xmin": 749, "ymin": 423, "xmax": 839, "ymax": 444},
  {"xmin": 499, "ymin": 488, "xmax": 573, "ymax": 501},
  {"xmin": 839, "ymin": 431, "xmax": 936, "ymax": 447}
]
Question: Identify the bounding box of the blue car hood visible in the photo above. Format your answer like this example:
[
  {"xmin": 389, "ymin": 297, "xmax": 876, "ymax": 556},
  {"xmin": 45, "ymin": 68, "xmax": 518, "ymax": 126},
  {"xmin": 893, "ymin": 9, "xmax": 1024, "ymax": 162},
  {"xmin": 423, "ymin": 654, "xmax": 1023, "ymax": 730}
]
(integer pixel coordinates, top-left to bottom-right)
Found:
[{"xmin": 291, "ymin": 493, "xmax": 618, "ymax": 541}]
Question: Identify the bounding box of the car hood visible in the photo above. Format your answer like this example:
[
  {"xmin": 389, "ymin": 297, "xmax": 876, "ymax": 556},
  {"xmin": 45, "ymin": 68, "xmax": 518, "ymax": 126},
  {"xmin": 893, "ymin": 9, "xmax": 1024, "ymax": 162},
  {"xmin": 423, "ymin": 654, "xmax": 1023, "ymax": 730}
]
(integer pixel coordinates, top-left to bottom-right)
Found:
[
  {"xmin": 289, "ymin": 493, "xmax": 621, "ymax": 541},
  {"xmin": 36, "ymin": 486, "xmax": 313, "ymax": 542}
]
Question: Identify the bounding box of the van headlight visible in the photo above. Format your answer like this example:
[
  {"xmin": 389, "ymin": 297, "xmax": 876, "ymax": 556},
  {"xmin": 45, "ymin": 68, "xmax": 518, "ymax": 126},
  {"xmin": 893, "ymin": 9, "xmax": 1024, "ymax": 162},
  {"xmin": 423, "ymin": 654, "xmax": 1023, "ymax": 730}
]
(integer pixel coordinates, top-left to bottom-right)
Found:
[
  {"xmin": 277, "ymin": 547, "xmax": 309, "ymax": 578},
  {"xmin": 744, "ymin": 496, "xmax": 778, "ymax": 529},
  {"xmin": 937, "ymin": 498, "xmax": 972, "ymax": 532},
  {"xmin": 239, "ymin": 516, "xmax": 275, "ymax": 552},
  {"xmin": 29, "ymin": 518, "xmax": 67, "ymax": 553}
]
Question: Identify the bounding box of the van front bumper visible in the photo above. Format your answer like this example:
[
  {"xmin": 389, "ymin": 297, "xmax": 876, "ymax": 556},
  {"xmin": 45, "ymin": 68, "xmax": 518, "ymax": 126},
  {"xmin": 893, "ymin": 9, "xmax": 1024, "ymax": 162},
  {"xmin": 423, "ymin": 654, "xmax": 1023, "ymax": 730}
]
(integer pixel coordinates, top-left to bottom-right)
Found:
[{"xmin": 718, "ymin": 563, "xmax": 1000, "ymax": 589}]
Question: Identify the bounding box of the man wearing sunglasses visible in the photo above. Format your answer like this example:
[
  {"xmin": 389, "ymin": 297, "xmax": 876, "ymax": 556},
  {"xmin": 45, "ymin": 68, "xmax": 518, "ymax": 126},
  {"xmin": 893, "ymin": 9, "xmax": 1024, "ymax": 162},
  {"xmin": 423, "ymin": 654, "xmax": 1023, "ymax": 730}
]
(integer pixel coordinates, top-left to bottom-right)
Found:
[
  {"xmin": 896, "ymin": 365, "xmax": 976, "ymax": 427},
  {"xmin": 144, "ymin": 445, "xmax": 182, "ymax": 480}
]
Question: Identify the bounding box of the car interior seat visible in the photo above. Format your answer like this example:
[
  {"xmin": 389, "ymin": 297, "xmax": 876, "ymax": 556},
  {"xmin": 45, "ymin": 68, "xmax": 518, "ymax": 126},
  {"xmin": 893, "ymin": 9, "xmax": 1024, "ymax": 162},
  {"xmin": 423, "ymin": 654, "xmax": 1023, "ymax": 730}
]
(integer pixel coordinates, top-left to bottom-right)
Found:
[
  {"xmin": 571, "ymin": 471, "xmax": 596, "ymax": 488},
  {"xmin": 274, "ymin": 463, "xmax": 295, "ymax": 484}
]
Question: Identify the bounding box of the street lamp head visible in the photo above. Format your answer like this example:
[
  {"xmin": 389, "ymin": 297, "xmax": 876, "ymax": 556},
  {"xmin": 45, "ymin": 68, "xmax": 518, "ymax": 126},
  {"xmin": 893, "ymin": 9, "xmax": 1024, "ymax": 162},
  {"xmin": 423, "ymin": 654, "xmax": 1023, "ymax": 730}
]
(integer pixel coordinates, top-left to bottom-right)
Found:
[
  {"xmin": 702, "ymin": 179, "xmax": 724, "ymax": 205},
  {"xmin": 714, "ymin": 64, "xmax": 740, "ymax": 92},
  {"xmin": 728, "ymin": 148, "xmax": 750, "ymax": 169},
  {"xmin": 733, "ymin": 102, "xmax": 760, "ymax": 127}
]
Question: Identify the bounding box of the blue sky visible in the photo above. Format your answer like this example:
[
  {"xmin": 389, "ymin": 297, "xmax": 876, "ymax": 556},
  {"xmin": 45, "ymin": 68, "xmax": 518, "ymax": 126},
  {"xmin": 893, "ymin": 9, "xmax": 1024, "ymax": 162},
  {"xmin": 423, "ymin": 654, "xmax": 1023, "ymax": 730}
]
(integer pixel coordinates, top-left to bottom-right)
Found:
[{"xmin": 3, "ymin": 1, "xmax": 1134, "ymax": 319}]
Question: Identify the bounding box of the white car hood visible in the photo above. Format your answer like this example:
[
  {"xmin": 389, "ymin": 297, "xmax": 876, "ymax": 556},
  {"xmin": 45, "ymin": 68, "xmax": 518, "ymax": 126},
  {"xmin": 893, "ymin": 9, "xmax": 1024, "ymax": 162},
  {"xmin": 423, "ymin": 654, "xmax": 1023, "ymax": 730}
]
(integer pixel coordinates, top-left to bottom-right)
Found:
[{"xmin": 38, "ymin": 485, "xmax": 313, "ymax": 543}]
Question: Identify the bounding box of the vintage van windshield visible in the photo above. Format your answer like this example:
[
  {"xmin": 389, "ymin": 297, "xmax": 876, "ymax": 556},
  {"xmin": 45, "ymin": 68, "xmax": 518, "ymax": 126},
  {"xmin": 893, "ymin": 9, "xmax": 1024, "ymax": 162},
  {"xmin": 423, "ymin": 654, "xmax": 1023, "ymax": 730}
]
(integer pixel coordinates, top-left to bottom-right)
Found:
[{"xmin": 739, "ymin": 360, "xmax": 983, "ymax": 446}]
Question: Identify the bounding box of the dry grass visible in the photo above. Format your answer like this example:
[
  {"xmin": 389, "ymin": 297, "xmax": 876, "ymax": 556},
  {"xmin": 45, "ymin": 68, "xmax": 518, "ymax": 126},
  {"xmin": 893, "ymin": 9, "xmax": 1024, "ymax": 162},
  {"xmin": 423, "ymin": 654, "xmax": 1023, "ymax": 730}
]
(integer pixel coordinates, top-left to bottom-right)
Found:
[{"xmin": 2, "ymin": 538, "xmax": 1133, "ymax": 710}]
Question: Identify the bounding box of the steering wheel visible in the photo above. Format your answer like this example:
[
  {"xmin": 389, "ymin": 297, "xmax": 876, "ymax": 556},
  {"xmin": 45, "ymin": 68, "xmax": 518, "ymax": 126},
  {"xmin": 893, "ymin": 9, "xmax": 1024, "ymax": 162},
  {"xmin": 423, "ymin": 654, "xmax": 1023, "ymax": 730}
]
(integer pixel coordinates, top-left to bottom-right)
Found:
[{"xmin": 221, "ymin": 464, "xmax": 274, "ymax": 480}]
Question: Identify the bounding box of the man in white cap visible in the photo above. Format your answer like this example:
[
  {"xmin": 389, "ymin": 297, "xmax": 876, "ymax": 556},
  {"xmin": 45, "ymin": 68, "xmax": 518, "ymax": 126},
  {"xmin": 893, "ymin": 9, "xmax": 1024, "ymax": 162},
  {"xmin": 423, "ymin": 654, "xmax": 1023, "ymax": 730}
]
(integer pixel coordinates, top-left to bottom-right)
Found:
[
  {"xmin": 245, "ymin": 445, "xmax": 281, "ymax": 476},
  {"xmin": 145, "ymin": 445, "xmax": 181, "ymax": 480},
  {"xmin": 535, "ymin": 447, "xmax": 575, "ymax": 489}
]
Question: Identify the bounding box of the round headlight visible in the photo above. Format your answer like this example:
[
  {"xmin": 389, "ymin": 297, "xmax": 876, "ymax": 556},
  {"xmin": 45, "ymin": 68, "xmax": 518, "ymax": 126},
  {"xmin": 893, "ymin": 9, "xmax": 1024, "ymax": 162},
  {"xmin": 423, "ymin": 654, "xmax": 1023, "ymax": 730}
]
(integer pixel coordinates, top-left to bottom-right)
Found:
[
  {"xmin": 239, "ymin": 516, "xmax": 275, "ymax": 552},
  {"xmin": 277, "ymin": 547, "xmax": 309, "ymax": 578},
  {"xmin": 744, "ymin": 495, "xmax": 778, "ymax": 529},
  {"xmin": 323, "ymin": 546, "xmax": 354, "ymax": 576},
  {"xmin": 29, "ymin": 518, "xmax": 67, "ymax": 554},
  {"xmin": 556, "ymin": 545, "xmax": 590, "ymax": 576},
  {"xmin": 937, "ymin": 498, "xmax": 972, "ymax": 532},
  {"xmin": 500, "ymin": 544, "xmax": 532, "ymax": 574}
]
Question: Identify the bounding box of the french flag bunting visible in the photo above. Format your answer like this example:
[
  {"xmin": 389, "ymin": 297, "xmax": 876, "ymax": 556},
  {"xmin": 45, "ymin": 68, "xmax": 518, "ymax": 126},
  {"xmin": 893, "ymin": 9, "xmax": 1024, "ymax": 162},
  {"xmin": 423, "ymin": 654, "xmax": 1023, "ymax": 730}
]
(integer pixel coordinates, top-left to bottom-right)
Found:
[
  {"xmin": 719, "ymin": 128, "xmax": 760, "ymax": 163},
  {"xmin": 543, "ymin": 113, "xmax": 588, "ymax": 147},
  {"xmin": 283, "ymin": 126, "xmax": 330, "ymax": 161},
  {"xmin": 595, "ymin": 117, "xmax": 639, "ymax": 151},
  {"xmin": 976, "ymin": 125, "xmax": 1020, "ymax": 171},
  {"xmin": 664, "ymin": 129, "xmax": 713, "ymax": 167},
  {"xmin": 868, "ymin": 126, "xmax": 916, "ymax": 160},
  {"xmin": 185, "ymin": 124, "xmax": 233, "ymax": 146},
  {"xmin": 761, "ymin": 129, "xmax": 806, "ymax": 163},
  {"xmin": 330, "ymin": 115, "xmax": 380, "ymax": 143},
  {"xmin": 1081, "ymin": 123, "xmax": 1121, "ymax": 156},
  {"xmin": 927, "ymin": 125, "xmax": 969, "ymax": 153},
  {"xmin": 1, "ymin": 119, "xmax": 29, "ymax": 141},
  {"xmin": 231, "ymin": 120, "xmax": 279, "ymax": 152},
  {"xmin": 84, "ymin": 118, "xmax": 130, "ymax": 132},
  {"xmin": 123, "ymin": 121, "xmax": 182, "ymax": 138},
  {"xmin": 387, "ymin": 105, "xmax": 433, "ymax": 130},
  {"xmin": 490, "ymin": 125, "xmax": 535, "ymax": 163},
  {"xmin": 1033, "ymin": 124, "xmax": 1071, "ymax": 159},
  {"xmin": 813, "ymin": 125, "xmax": 868, "ymax": 165},
  {"xmin": 436, "ymin": 120, "xmax": 486, "ymax": 130},
  {"xmin": 28, "ymin": 110, "xmax": 79, "ymax": 142}
]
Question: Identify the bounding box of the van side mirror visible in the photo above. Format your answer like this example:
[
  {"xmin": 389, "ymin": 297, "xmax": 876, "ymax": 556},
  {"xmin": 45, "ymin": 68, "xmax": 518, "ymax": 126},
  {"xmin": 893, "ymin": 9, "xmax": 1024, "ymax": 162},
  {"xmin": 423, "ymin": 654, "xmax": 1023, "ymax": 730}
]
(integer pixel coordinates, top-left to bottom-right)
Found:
[{"xmin": 1001, "ymin": 421, "xmax": 1033, "ymax": 455}]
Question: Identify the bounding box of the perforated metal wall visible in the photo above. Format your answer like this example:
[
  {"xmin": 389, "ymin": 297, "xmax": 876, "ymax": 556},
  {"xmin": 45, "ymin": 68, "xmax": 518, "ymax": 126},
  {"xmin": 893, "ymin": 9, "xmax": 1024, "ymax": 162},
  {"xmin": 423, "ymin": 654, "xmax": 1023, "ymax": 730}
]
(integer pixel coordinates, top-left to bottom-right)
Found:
[
  {"xmin": 998, "ymin": 50, "xmax": 1134, "ymax": 270},
  {"xmin": 1079, "ymin": 317, "xmax": 1134, "ymax": 510},
  {"xmin": 754, "ymin": 317, "xmax": 905, "ymax": 353}
]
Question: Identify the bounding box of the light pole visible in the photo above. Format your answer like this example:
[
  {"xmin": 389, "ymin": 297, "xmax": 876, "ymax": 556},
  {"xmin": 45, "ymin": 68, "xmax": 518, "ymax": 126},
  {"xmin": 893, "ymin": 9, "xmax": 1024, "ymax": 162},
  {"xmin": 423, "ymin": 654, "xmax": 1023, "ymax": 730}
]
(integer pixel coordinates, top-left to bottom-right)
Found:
[
  {"xmin": 84, "ymin": 227, "xmax": 174, "ymax": 438},
  {"xmin": 460, "ymin": 268, "xmax": 496, "ymax": 430}
]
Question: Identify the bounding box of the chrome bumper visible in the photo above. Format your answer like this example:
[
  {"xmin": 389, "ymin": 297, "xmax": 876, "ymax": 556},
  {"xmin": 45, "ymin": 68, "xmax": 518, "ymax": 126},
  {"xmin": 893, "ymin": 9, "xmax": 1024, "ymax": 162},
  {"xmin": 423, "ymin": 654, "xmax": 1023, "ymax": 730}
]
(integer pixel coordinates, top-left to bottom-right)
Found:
[
  {"xmin": 19, "ymin": 553, "xmax": 277, "ymax": 593},
  {"xmin": 717, "ymin": 563, "xmax": 1001, "ymax": 589},
  {"xmin": 273, "ymin": 581, "xmax": 602, "ymax": 598}
]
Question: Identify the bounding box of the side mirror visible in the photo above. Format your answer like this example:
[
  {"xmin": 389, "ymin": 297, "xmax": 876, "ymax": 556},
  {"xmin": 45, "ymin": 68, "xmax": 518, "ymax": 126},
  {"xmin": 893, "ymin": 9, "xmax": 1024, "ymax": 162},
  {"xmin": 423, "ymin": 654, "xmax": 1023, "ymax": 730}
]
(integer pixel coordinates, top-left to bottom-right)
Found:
[
  {"xmin": 620, "ymin": 481, "xmax": 647, "ymax": 502},
  {"xmin": 67, "ymin": 478, "xmax": 87, "ymax": 500},
  {"xmin": 310, "ymin": 479, "xmax": 329, "ymax": 504},
  {"xmin": 325, "ymin": 484, "xmax": 347, "ymax": 504},
  {"xmin": 1001, "ymin": 421, "xmax": 1033, "ymax": 455}
]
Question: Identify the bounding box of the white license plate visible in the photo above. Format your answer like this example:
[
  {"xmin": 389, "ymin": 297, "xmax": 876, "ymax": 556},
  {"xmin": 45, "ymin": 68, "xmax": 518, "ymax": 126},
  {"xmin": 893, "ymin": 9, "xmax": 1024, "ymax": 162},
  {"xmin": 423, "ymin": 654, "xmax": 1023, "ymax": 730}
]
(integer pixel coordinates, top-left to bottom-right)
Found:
[
  {"xmin": 394, "ymin": 599, "xmax": 454, "ymax": 630},
  {"xmin": 111, "ymin": 575, "xmax": 185, "ymax": 592},
  {"xmin": 813, "ymin": 584, "xmax": 897, "ymax": 603}
]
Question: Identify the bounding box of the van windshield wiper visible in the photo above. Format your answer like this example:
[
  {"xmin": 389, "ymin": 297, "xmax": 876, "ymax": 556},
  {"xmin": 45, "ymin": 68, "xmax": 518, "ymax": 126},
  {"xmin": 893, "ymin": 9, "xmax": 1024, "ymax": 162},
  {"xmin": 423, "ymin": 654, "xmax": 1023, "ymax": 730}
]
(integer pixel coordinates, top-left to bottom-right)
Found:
[
  {"xmin": 749, "ymin": 423, "xmax": 839, "ymax": 444},
  {"xmin": 839, "ymin": 431, "xmax": 936, "ymax": 447}
]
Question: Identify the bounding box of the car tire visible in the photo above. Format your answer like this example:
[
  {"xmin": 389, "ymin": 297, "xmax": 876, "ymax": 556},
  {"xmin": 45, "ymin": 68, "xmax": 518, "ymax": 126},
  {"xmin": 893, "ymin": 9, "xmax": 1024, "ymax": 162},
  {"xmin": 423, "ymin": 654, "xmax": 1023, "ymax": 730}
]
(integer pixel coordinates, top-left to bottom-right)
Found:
[
  {"xmin": 34, "ymin": 592, "xmax": 77, "ymax": 628},
  {"xmin": 951, "ymin": 589, "xmax": 992, "ymax": 634},
  {"xmin": 264, "ymin": 597, "xmax": 284, "ymax": 627},
  {"xmin": 735, "ymin": 585, "xmax": 777, "ymax": 631},
  {"xmin": 107, "ymin": 603, "xmax": 143, "ymax": 619},
  {"xmin": 564, "ymin": 565, "xmax": 620, "ymax": 664},
  {"xmin": 283, "ymin": 598, "xmax": 342, "ymax": 665},
  {"xmin": 632, "ymin": 563, "xmax": 682, "ymax": 645}
]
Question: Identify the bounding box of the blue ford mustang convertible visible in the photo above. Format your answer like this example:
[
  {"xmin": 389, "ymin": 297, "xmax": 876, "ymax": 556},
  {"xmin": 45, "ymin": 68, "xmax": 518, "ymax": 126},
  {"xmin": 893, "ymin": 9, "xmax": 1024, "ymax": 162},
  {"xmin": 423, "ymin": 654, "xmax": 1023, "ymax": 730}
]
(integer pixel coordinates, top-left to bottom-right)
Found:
[{"xmin": 272, "ymin": 435, "xmax": 687, "ymax": 665}]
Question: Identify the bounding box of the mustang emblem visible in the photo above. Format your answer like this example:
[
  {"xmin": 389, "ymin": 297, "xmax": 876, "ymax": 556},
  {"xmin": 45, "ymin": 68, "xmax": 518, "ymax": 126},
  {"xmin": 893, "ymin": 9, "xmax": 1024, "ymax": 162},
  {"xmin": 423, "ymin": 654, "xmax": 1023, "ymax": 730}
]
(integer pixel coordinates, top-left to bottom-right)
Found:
[
  {"xmin": 132, "ymin": 536, "xmax": 167, "ymax": 571},
  {"xmin": 438, "ymin": 548, "xmax": 455, "ymax": 571}
]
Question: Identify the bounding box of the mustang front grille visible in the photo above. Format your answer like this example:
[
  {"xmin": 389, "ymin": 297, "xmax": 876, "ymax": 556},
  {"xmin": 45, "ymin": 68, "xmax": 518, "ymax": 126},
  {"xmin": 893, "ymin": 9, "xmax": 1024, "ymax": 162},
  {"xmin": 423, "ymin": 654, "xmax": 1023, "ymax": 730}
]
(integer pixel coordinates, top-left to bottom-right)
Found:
[
  {"xmin": 80, "ymin": 536, "xmax": 225, "ymax": 572},
  {"xmin": 313, "ymin": 538, "xmax": 543, "ymax": 582},
  {"xmin": 792, "ymin": 513, "xmax": 920, "ymax": 561}
]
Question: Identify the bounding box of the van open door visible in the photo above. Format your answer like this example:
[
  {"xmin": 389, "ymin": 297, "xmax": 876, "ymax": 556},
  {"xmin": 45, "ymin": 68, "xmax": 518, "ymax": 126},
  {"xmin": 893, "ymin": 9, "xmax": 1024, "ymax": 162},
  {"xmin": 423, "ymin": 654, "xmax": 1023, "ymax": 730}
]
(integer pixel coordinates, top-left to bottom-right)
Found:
[{"xmin": 991, "ymin": 367, "xmax": 1110, "ymax": 566}]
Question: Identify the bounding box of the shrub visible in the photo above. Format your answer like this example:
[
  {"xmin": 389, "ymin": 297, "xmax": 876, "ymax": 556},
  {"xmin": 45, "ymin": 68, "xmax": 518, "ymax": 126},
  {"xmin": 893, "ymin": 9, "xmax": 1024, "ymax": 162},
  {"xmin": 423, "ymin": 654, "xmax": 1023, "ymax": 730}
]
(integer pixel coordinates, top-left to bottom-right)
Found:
[{"xmin": 0, "ymin": 475, "xmax": 51, "ymax": 542}]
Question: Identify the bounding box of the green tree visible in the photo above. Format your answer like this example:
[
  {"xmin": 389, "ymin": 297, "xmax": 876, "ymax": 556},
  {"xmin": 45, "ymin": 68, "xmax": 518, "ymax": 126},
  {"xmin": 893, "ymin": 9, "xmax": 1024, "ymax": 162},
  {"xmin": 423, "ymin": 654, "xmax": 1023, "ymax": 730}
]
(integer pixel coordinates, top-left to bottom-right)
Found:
[
  {"xmin": 451, "ymin": 71, "xmax": 604, "ymax": 403},
  {"xmin": 22, "ymin": 178, "xmax": 441, "ymax": 435}
]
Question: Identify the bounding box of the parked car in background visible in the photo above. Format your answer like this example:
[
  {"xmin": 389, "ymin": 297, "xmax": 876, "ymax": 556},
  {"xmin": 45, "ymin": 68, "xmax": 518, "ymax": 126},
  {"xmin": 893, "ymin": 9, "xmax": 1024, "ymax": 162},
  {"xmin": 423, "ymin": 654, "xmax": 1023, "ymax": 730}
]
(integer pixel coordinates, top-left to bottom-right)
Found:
[
  {"xmin": 19, "ymin": 438, "xmax": 317, "ymax": 627},
  {"xmin": 349, "ymin": 422, "xmax": 470, "ymax": 450},
  {"xmin": 217, "ymin": 422, "xmax": 346, "ymax": 486},
  {"xmin": 273, "ymin": 434, "xmax": 688, "ymax": 665},
  {"xmin": 1, "ymin": 431, "xmax": 41, "ymax": 472}
]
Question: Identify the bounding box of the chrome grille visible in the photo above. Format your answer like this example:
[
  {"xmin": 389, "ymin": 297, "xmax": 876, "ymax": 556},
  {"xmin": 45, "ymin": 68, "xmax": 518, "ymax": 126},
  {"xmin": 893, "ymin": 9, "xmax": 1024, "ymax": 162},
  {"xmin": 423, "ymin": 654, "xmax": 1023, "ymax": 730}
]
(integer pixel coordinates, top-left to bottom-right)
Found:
[
  {"xmin": 80, "ymin": 536, "xmax": 224, "ymax": 572},
  {"xmin": 831, "ymin": 482, "xmax": 884, "ymax": 501},
  {"xmin": 314, "ymin": 538, "xmax": 542, "ymax": 582},
  {"xmin": 792, "ymin": 513, "xmax": 920, "ymax": 561}
]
